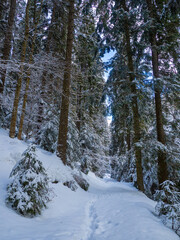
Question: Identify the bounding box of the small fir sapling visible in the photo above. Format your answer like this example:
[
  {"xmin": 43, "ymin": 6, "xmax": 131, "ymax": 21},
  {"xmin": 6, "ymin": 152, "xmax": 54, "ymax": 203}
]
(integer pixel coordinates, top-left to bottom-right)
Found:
[
  {"xmin": 6, "ymin": 144, "xmax": 52, "ymax": 217},
  {"xmin": 155, "ymin": 180, "xmax": 180, "ymax": 234}
]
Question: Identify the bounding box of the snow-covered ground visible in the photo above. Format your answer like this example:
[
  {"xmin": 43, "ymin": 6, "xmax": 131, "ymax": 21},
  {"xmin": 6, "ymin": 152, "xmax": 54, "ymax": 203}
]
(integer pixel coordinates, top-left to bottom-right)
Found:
[{"xmin": 0, "ymin": 129, "xmax": 179, "ymax": 240}]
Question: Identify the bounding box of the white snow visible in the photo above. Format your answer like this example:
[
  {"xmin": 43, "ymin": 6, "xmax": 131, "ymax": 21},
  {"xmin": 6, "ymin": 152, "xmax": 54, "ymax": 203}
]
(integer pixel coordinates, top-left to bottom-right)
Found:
[{"xmin": 0, "ymin": 129, "xmax": 179, "ymax": 240}]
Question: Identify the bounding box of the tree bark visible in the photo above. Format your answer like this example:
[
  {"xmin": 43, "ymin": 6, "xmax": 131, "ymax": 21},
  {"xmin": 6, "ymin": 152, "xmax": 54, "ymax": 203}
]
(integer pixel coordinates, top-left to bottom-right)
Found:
[
  {"xmin": 9, "ymin": 0, "xmax": 30, "ymax": 138},
  {"xmin": 57, "ymin": 0, "xmax": 75, "ymax": 164},
  {"xmin": 126, "ymin": 130, "xmax": 131, "ymax": 152},
  {"xmin": 0, "ymin": 0, "xmax": 16, "ymax": 95},
  {"xmin": 0, "ymin": 0, "xmax": 6, "ymax": 21},
  {"xmin": 121, "ymin": 0, "xmax": 144, "ymax": 192},
  {"xmin": 146, "ymin": 0, "xmax": 168, "ymax": 185},
  {"xmin": 17, "ymin": 0, "xmax": 43, "ymax": 140},
  {"xmin": 76, "ymin": 73, "xmax": 82, "ymax": 131}
]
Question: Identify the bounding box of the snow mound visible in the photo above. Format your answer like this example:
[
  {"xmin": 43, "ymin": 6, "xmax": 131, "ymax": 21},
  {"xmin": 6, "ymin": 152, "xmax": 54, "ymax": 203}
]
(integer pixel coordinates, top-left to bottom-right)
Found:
[{"xmin": 0, "ymin": 129, "xmax": 80, "ymax": 186}]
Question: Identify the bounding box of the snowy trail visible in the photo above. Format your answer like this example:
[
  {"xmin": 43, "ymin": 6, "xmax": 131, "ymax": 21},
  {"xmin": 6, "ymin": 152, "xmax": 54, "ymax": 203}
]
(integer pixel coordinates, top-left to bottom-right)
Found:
[
  {"xmin": 1, "ymin": 171, "xmax": 179, "ymax": 240},
  {"xmin": 0, "ymin": 130, "xmax": 179, "ymax": 240},
  {"xmin": 81, "ymin": 177, "xmax": 179, "ymax": 240}
]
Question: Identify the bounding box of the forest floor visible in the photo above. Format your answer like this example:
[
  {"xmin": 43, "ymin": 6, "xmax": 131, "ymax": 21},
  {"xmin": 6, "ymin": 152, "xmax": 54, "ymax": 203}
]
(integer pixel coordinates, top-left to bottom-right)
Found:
[{"xmin": 0, "ymin": 129, "xmax": 179, "ymax": 240}]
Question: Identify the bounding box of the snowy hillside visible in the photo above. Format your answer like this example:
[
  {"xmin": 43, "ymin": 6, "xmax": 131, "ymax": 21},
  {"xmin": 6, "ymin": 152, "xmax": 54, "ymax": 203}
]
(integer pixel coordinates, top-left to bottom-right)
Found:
[{"xmin": 0, "ymin": 129, "xmax": 179, "ymax": 240}]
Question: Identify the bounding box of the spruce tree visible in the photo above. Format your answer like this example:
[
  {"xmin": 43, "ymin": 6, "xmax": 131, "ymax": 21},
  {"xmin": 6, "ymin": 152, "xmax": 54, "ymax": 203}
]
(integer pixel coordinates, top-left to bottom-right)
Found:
[
  {"xmin": 57, "ymin": 0, "xmax": 75, "ymax": 164},
  {"xmin": 9, "ymin": 0, "xmax": 30, "ymax": 138},
  {"xmin": 6, "ymin": 144, "xmax": 52, "ymax": 217},
  {"xmin": 145, "ymin": 0, "xmax": 168, "ymax": 186},
  {"xmin": 17, "ymin": 0, "xmax": 43, "ymax": 140},
  {"xmin": 0, "ymin": 0, "xmax": 17, "ymax": 96},
  {"xmin": 155, "ymin": 180, "xmax": 180, "ymax": 235}
]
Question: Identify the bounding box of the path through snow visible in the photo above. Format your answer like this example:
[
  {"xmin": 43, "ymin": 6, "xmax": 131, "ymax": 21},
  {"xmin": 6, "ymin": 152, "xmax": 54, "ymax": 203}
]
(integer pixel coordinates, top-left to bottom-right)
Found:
[
  {"xmin": 1, "ymin": 169, "xmax": 179, "ymax": 240},
  {"xmin": 81, "ymin": 175, "xmax": 179, "ymax": 240},
  {"xmin": 0, "ymin": 129, "xmax": 179, "ymax": 240}
]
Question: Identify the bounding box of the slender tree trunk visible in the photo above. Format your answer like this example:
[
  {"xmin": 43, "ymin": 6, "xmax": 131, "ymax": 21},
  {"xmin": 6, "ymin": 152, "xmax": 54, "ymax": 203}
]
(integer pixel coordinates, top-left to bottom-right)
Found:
[
  {"xmin": 33, "ymin": 0, "xmax": 37, "ymax": 25},
  {"xmin": 36, "ymin": 73, "xmax": 46, "ymax": 141},
  {"xmin": 9, "ymin": 0, "xmax": 30, "ymax": 138},
  {"xmin": 0, "ymin": 0, "xmax": 6, "ymax": 21},
  {"xmin": 76, "ymin": 73, "xmax": 82, "ymax": 131},
  {"xmin": 146, "ymin": 0, "xmax": 168, "ymax": 185},
  {"xmin": 126, "ymin": 129, "xmax": 132, "ymax": 169},
  {"xmin": 17, "ymin": 0, "xmax": 43, "ymax": 140},
  {"xmin": 57, "ymin": 0, "xmax": 75, "ymax": 164},
  {"xmin": 0, "ymin": 0, "xmax": 16, "ymax": 95},
  {"xmin": 126, "ymin": 130, "xmax": 131, "ymax": 152},
  {"xmin": 122, "ymin": 0, "xmax": 144, "ymax": 192}
]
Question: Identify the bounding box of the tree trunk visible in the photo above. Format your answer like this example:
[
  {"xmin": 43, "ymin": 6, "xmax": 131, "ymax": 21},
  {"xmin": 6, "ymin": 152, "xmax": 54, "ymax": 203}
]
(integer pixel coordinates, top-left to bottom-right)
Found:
[
  {"xmin": 126, "ymin": 129, "xmax": 132, "ymax": 169},
  {"xmin": 126, "ymin": 130, "xmax": 131, "ymax": 152},
  {"xmin": 17, "ymin": 0, "xmax": 43, "ymax": 140},
  {"xmin": 0, "ymin": 0, "xmax": 16, "ymax": 95},
  {"xmin": 76, "ymin": 73, "xmax": 82, "ymax": 131},
  {"xmin": 146, "ymin": 0, "xmax": 168, "ymax": 185},
  {"xmin": 9, "ymin": 0, "xmax": 30, "ymax": 138},
  {"xmin": 0, "ymin": 0, "xmax": 6, "ymax": 21},
  {"xmin": 122, "ymin": 0, "xmax": 144, "ymax": 192},
  {"xmin": 57, "ymin": 0, "xmax": 75, "ymax": 164}
]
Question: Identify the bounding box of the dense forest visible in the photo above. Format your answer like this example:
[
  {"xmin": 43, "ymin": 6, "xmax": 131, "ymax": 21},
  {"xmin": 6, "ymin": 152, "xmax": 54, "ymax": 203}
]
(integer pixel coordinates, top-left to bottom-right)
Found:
[{"xmin": 0, "ymin": 0, "xmax": 179, "ymax": 235}]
